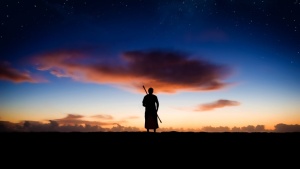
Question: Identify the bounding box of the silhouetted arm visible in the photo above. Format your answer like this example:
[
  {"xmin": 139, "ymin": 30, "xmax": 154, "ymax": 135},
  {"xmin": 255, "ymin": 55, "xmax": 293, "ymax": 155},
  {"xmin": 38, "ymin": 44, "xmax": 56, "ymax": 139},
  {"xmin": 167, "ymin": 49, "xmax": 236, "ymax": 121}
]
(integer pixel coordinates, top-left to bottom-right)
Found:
[{"xmin": 142, "ymin": 95, "xmax": 146, "ymax": 107}]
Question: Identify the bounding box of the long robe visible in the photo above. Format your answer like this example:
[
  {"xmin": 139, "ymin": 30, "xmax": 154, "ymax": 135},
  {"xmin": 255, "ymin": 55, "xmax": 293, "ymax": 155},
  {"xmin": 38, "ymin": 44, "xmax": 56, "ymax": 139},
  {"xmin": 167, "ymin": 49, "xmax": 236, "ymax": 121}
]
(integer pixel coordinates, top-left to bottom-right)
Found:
[{"xmin": 142, "ymin": 94, "xmax": 159, "ymax": 129}]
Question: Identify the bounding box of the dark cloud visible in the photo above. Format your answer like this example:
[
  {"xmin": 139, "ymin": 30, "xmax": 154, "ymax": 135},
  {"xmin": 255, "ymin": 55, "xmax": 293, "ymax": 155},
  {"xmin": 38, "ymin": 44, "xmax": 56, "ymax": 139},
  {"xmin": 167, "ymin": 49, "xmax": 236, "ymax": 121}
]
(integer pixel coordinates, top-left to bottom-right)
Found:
[
  {"xmin": 274, "ymin": 123, "xmax": 300, "ymax": 132},
  {"xmin": 196, "ymin": 99, "xmax": 240, "ymax": 111},
  {"xmin": 33, "ymin": 49, "xmax": 234, "ymax": 93},
  {"xmin": 0, "ymin": 62, "xmax": 42, "ymax": 83},
  {"xmin": 122, "ymin": 50, "xmax": 233, "ymax": 93}
]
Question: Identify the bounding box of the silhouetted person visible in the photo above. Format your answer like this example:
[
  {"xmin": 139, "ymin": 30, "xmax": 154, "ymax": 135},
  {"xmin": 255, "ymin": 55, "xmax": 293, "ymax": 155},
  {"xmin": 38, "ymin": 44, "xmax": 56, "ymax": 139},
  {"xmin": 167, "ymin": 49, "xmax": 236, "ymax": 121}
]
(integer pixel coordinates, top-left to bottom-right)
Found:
[{"xmin": 142, "ymin": 87, "xmax": 159, "ymax": 133}]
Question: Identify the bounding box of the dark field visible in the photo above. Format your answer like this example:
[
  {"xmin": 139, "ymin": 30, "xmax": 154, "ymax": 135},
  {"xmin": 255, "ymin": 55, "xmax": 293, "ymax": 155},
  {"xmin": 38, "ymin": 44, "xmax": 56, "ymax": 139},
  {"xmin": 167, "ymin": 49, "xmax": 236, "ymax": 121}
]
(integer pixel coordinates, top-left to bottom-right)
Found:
[
  {"xmin": 3, "ymin": 132, "xmax": 299, "ymax": 166},
  {"xmin": 2, "ymin": 131, "xmax": 300, "ymax": 146}
]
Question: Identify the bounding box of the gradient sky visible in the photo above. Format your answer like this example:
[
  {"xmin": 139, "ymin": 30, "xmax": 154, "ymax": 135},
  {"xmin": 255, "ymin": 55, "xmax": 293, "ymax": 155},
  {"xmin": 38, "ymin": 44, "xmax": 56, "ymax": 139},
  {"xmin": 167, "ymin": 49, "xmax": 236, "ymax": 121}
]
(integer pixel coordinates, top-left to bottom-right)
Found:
[{"xmin": 1, "ymin": 0, "xmax": 300, "ymax": 132}]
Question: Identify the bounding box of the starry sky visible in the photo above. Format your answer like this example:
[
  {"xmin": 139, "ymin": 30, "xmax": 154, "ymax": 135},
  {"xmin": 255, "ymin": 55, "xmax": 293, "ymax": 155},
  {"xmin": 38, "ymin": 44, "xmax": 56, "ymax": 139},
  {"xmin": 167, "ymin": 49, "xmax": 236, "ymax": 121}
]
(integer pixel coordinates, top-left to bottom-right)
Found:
[{"xmin": 0, "ymin": 0, "xmax": 299, "ymax": 132}]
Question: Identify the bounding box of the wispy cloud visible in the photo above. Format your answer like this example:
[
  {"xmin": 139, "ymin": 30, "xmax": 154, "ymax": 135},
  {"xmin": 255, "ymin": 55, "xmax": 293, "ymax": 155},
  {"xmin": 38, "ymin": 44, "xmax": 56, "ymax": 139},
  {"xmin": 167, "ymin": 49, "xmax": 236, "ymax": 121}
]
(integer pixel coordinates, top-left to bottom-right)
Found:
[
  {"xmin": 32, "ymin": 49, "xmax": 234, "ymax": 93},
  {"xmin": 126, "ymin": 116, "xmax": 139, "ymax": 119},
  {"xmin": 53, "ymin": 114, "xmax": 121, "ymax": 126},
  {"xmin": 90, "ymin": 114, "xmax": 113, "ymax": 120},
  {"xmin": 0, "ymin": 61, "xmax": 43, "ymax": 83},
  {"xmin": 196, "ymin": 99, "xmax": 240, "ymax": 111}
]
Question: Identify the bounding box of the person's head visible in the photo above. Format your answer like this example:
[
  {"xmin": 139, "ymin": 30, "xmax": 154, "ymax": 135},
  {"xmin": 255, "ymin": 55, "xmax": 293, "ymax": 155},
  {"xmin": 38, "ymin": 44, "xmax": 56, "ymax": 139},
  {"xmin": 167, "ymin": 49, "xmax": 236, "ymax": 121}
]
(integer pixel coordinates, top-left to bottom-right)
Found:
[{"xmin": 148, "ymin": 87, "xmax": 153, "ymax": 94}]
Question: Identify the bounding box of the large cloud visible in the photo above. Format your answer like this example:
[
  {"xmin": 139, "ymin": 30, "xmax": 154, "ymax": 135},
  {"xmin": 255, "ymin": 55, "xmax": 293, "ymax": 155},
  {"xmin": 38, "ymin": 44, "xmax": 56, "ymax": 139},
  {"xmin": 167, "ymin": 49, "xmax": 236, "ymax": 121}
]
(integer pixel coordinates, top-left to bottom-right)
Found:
[
  {"xmin": 196, "ymin": 99, "xmax": 240, "ymax": 111},
  {"xmin": 33, "ymin": 49, "xmax": 233, "ymax": 93}
]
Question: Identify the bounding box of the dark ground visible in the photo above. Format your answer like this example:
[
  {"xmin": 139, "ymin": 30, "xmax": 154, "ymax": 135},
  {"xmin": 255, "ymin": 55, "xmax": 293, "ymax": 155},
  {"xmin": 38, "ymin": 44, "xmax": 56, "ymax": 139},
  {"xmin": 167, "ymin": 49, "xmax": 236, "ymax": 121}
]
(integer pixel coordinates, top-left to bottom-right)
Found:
[
  {"xmin": 2, "ymin": 131, "xmax": 300, "ymax": 146},
  {"xmin": 2, "ymin": 132, "xmax": 299, "ymax": 166}
]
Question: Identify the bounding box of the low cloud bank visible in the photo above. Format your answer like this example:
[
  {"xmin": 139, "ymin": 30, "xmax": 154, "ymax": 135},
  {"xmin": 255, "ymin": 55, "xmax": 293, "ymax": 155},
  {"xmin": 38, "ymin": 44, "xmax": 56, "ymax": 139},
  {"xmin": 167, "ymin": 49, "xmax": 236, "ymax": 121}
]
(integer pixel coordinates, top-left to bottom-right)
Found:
[
  {"xmin": 1, "ymin": 121, "xmax": 299, "ymax": 132},
  {"xmin": 0, "ymin": 120, "xmax": 139, "ymax": 132}
]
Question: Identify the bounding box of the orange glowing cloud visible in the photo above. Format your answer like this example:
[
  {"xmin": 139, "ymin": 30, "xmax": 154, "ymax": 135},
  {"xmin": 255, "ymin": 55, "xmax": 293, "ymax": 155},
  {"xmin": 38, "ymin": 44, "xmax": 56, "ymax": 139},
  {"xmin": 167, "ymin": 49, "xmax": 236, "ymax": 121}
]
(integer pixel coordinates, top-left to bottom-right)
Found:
[
  {"xmin": 90, "ymin": 114, "xmax": 113, "ymax": 120},
  {"xmin": 33, "ymin": 49, "xmax": 234, "ymax": 93},
  {"xmin": 196, "ymin": 99, "xmax": 241, "ymax": 111},
  {"xmin": 0, "ymin": 61, "xmax": 43, "ymax": 83},
  {"xmin": 53, "ymin": 114, "xmax": 125, "ymax": 126}
]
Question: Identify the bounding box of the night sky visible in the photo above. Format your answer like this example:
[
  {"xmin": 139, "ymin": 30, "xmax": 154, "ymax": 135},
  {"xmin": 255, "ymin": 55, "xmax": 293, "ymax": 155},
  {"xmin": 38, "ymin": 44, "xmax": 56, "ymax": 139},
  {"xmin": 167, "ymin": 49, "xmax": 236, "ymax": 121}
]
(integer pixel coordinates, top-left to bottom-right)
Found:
[{"xmin": 0, "ymin": 0, "xmax": 299, "ymax": 132}]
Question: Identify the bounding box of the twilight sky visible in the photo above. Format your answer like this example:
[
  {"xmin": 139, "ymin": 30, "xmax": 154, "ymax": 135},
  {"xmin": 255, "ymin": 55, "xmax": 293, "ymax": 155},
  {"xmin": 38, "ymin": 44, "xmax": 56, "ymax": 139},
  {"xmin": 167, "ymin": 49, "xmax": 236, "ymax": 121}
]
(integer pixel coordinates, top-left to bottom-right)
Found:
[{"xmin": 0, "ymin": 0, "xmax": 300, "ymax": 132}]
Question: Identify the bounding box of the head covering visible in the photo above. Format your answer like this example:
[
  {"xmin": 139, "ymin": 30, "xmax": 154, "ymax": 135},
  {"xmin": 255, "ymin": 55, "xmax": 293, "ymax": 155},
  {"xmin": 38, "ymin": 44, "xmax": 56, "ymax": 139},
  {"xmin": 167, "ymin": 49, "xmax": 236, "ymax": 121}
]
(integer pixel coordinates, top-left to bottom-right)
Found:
[{"xmin": 148, "ymin": 87, "xmax": 153, "ymax": 94}]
